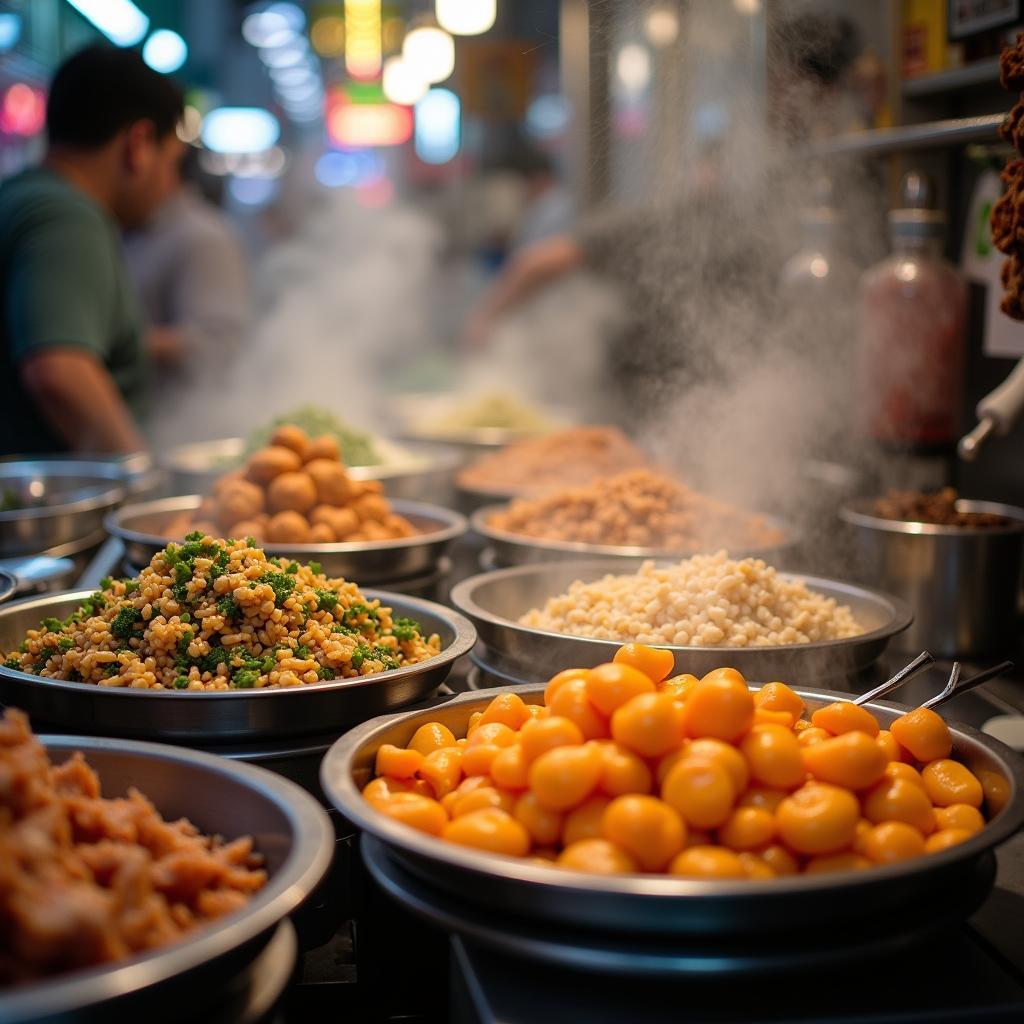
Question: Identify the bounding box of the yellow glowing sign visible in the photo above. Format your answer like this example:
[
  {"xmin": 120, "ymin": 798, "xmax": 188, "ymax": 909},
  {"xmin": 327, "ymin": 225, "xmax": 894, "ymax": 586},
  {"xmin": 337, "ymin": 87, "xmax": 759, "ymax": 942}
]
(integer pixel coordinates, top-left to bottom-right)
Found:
[
  {"xmin": 311, "ymin": 15, "xmax": 345, "ymax": 57},
  {"xmin": 345, "ymin": 0, "xmax": 382, "ymax": 79}
]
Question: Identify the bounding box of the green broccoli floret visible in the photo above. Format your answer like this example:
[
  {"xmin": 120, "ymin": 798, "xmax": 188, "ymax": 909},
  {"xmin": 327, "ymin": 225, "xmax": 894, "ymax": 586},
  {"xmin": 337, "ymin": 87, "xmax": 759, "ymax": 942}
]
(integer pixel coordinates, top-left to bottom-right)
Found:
[
  {"xmin": 261, "ymin": 572, "xmax": 295, "ymax": 603},
  {"xmin": 173, "ymin": 676, "xmax": 190, "ymax": 689},
  {"xmin": 231, "ymin": 668, "xmax": 260, "ymax": 689},
  {"xmin": 293, "ymin": 644, "xmax": 312, "ymax": 660},
  {"xmin": 56, "ymin": 636, "xmax": 74, "ymax": 653},
  {"xmin": 372, "ymin": 644, "xmax": 399, "ymax": 670},
  {"xmin": 308, "ymin": 561, "xmax": 322, "ymax": 576},
  {"xmin": 110, "ymin": 605, "xmax": 143, "ymax": 641},
  {"xmin": 350, "ymin": 643, "xmax": 372, "ymax": 670},
  {"xmin": 3, "ymin": 655, "xmax": 22, "ymax": 670},
  {"xmin": 217, "ymin": 596, "xmax": 240, "ymax": 620},
  {"xmin": 99, "ymin": 576, "xmax": 113, "ymax": 590},
  {"xmin": 317, "ymin": 666, "xmax": 336, "ymax": 680},
  {"xmin": 391, "ymin": 617, "xmax": 421, "ymax": 643},
  {"xmin": 315, "ymin": 588, "xmax": 338, "ymax": 614},
  {"xmin": 123, "ymin": 579, "xmax": 140, "ymax": 594},
  {"xmin": 285, "ymin": 562, "xmax": 299, "ymax": 575},
  {"xmin": 40, "ymin": 617, "xmax": 62, "ymax": 632}
]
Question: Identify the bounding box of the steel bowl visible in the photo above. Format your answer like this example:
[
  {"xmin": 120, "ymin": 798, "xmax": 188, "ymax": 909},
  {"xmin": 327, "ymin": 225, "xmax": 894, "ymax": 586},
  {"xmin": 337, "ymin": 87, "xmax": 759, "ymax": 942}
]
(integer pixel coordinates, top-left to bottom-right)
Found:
[
  {"xmin": 450, "ymin": 561, "xmax": 911, "ymax": 684},
  {"xmin": 0, "ymin": 589, "xmax": 476, "ymax": 742},
  {"xmin": 161, "ymin": 436, "xmax": 461, "ymax": 502},
  {"xmin": 105, "ymin": 495, "xmax": 466, "ymax": 585},
  {"xmin": 471, "ymin": 505, "xmax": 796, "ymax": 569},
  {"xmin": 3, "ymin": 734, "xmax": 332, "ymax": 1024},
  {"xmin": 321, "ymin": 684, "xmax": 1024, "ymax": 948},
  {"xmin": 0, "ymin": 460, "xmax": 127, "ymax": 557},
  {"xmin": 839, "ymin": 498, "xmax": 1024, "ymax": 658}
]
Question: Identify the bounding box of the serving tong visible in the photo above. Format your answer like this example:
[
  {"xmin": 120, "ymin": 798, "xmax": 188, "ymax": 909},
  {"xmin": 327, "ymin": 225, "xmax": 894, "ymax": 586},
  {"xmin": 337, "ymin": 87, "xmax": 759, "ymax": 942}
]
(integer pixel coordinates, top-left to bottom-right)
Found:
[{"xmin": 850, "ymin": 651, "xmax": 1013, "ymax": 713}]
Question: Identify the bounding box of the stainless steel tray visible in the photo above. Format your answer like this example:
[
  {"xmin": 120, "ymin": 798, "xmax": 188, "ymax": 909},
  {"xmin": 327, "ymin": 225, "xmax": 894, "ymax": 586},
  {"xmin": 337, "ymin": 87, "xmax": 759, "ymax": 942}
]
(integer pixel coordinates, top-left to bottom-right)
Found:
[
  {"xmin": 450, "ymin": 560, "xmax": 912, "ymax": 683},
  {"xmin": 3, "ymin": 734, "xmax": 331, "ymax": 1024},
  {"xmin": 321, "ymin": 685, "xmax": 1024, "ymax": 942},
  {"xmin": 471, "ymin": 505, "xmax": 796, "ymax": 568},
  {"xmin": 105, "ymin": 495, "xmax": 467, "ymax": 585},
  {"xmin": 0, "ymin": 589, "xmax": 476, "ymax": 741},
  {"xmin": 0, "ymin": 460, "xmax": 127, "ymax": 557},
  {"xmin": 161, "ymin": 436, "xmax": 462, "ymax": 501}
]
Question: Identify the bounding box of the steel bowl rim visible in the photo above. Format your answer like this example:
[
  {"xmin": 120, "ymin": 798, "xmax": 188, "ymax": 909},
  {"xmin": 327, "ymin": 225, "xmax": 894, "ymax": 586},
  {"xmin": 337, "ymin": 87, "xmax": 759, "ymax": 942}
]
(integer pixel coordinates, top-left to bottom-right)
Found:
[
  {"xmin": 0, "ymin": 588, "xmax": 476, "ymax": 702},
  {"xmin": 449, "ymin": 560, "xmax": 914, "ymax": 657},
  {"xmin": 840, "ymin": 497, "xmax": 1024, "ymax": 537},
  {"xmin": 105, "ymin": 494, "xmax": 468, "ymax": 555},
  {"xmin": 471, "ymin": 504, "xmax": 795, "ymax": 559},
  {"xmin": 160, "ymin": 435, "xmax": 462, "ymax": 482},
  {"xmin": 321, "ymin": 683, "xmax": 1024, "ymax": 900},
  {"xmin": 0, "ymin": 459, "xmax": 126, "ymax": 524},
  {"xmin": 1, "ymin": 733, "xmax": 333, "ymax": 1019}
]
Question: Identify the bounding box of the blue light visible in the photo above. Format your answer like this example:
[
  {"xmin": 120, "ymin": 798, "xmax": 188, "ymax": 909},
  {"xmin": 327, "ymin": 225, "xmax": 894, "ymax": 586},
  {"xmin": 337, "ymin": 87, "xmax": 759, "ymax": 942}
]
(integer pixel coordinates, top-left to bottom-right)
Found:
[
  {"xmin": 414, "ymin": 88, "xmax": 460, "ymax": 165},
  {"xmin": 202, "ymin": 107, "xmax": 281, "ymax": 154},
  {"xmin": 63, "ymin": 0, "xmax": 148, "ymax": 47},
  {"xmin": 0, "ymin": 14, "xmax": 22, "ymax": 51},
  {"xmin": 228, "ymin": 175, "xmax": 279, "ymax": 207},
  {"xmin": 314, "ymin": 150, "xmax": 385, "ymax": 188},
  {"xmin": 143, "ymin": 29, "xmax": 188, "ymax": 74}
]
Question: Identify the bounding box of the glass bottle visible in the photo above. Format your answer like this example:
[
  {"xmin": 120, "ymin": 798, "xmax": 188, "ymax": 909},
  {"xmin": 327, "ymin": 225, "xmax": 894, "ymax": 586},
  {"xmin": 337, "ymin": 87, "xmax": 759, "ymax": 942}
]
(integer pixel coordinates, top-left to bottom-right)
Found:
[{"xmin": 859, "ymin": 171, "xmax": 967, "ymax": 448}]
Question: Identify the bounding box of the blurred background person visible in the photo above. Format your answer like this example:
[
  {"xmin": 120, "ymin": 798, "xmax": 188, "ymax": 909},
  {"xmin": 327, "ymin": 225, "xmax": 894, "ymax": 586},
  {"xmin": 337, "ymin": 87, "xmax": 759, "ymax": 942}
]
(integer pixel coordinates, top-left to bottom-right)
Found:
[
  {"xmin": 0, "ymin": 45, "xmax": 183, "ymax": 456},
  {"xmin": 123, "ymin": 145, "xmax": 251, "ymax": 447},
  {"xmin": 462, "ymin": 12, "xmax": 863, "ymax": 423}
]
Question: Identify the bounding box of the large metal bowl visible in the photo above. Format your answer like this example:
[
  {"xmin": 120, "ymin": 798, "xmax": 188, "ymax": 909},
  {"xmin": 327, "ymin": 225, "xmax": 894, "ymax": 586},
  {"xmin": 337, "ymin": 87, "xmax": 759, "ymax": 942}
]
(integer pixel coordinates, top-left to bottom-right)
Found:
[
  {"xmin": 4, "ymin": 734, "xmax": 332, "ymax": 1024},
  {"xmin": 161, "ymin": 436, "xmax": 462, "ymax": 502},
  {"xmin": 321, "ymin": 684, "xmax": 1024, "ymax": 946},
  {"xmin": 471, "ymin": 505, "xmax": 795, "ymax": 569},
  {"xmin": 839, "ymin": 498, "xmax": 1024, "ymax": 658},
  {"xmin": 105, "ymin": 495, "xmax": 467, "ymax": 585},
  {"xmin": 0, "ymin": 589, "xmax": 476, "ymax": 742},
  {"xmin": 0, "ymin": 460, "xmax": 128, "ymax": 557},
  {"xmin": 450, "ymin": 561, "xmax": 912, "ymax": 684}
]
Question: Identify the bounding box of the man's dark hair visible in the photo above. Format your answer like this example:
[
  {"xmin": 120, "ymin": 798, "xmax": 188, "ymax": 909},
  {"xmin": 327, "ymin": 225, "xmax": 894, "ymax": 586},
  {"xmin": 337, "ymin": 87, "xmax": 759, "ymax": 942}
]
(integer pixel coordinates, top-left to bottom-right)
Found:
[{"xmin": 47, "ymin": 45, "xmax": 184, "ymax": 149}]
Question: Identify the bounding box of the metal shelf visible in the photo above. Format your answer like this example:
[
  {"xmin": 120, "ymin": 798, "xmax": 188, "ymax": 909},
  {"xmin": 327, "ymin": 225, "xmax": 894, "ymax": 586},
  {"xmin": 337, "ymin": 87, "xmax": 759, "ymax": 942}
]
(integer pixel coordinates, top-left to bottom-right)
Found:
[
  {"xmin": 902, "ymin": 58, "xmax": 1001, "ymax": 98},
  {"xmin": 802, "ymin": 113, "xmax": 1005, "ymax": 158}
]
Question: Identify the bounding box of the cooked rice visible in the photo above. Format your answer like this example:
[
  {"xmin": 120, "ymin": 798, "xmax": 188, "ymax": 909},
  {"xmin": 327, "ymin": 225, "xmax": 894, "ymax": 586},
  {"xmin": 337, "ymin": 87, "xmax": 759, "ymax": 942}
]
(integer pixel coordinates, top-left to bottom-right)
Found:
[
  {"xmin": 0, "ymin": 709, "xmax": 266, "ymax": 984},
  {"xmin": 1, "ymin": 534, "xmax": 440, "ymax": 691}
]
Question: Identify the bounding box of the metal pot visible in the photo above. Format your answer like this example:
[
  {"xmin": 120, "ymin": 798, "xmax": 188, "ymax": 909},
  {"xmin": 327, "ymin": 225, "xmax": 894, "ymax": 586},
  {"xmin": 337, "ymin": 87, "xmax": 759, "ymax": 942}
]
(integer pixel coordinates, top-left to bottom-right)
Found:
[
  {"xmin": 839, "ymin": 499, "xmax": 1024, "ymax": 657},
  {"xmin": 450, "ymin": 561, "xmax": 911, "ymax": 684},
  {"xmin": 320, "ymin": 685, "xmax": 1024, "ymax": 959},
  {"xmin": 3, "ymin": 735, "xmax": 332, "ymax": 1023},
  {"xmin": 0, "ymin": 589, "xmax": 475, "ymax": 742}
]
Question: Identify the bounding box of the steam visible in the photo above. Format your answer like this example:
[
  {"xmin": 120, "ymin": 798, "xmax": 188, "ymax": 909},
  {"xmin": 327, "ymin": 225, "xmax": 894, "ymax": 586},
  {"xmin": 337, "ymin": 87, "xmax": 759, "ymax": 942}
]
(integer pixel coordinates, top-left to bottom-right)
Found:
[{"xmin": 148, "ymin": 0, "xmax": 886, "ymax": 576}]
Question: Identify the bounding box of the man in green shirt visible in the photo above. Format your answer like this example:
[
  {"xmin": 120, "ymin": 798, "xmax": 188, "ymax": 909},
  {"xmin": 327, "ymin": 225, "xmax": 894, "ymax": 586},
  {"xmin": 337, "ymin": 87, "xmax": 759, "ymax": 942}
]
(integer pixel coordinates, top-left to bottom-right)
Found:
[{"xmin": 0, "ymin": 45, "xmax": 184, "ymax": 455}]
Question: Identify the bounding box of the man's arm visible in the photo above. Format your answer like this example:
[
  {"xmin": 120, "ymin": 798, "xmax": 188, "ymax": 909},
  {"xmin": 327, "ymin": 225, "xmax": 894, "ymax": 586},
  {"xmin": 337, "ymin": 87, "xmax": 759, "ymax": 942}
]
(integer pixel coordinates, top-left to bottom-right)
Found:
[
  {"xmin": 464, "ymin": 234, "xmax": 583, "ymax": 347},
  {"xmin": 20, "ymin": 349, "xmax": 144, "ymax": 453}
]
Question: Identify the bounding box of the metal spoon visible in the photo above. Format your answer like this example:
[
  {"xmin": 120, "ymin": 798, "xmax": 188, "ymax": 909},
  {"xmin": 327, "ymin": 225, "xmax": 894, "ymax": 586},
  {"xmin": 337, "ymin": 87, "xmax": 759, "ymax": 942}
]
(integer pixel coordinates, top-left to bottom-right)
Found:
[
  {"xmin": 921, "ymin": 660, "xmax": 1013, "ymax": 711},
  {"xmin": 853, "ymin": 651, "xmax": 935, "ymax": 707}
]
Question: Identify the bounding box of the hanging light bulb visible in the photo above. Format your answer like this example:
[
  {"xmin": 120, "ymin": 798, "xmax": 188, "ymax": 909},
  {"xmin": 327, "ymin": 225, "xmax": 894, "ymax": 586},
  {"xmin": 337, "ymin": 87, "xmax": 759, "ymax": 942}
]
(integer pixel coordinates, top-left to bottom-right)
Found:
[
  {"xmin": 403, "ymin": 24, "xmax": 455, "ymax": 84},
  {"xmin": 436, "ymin": 0, "xmax": 496, "ymax": 36},
  {"xmin": 382, "ymin": 56, "xmax": 429, "ymax": 106}
]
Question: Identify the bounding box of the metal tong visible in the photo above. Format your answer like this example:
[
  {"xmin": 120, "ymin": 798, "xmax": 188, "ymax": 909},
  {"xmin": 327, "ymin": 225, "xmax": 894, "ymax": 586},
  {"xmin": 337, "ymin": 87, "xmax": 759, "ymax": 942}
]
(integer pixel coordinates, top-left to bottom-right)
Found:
[{"xmin": 852, "ymin": 651, "xmax": 1013, "ymax": 712}]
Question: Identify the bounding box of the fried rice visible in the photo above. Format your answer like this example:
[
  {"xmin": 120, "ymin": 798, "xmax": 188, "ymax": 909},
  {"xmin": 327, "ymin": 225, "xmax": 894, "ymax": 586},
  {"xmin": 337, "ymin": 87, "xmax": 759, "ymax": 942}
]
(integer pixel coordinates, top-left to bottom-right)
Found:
[{"xmin": 1, "ymin": 533, "xmax": 441, "ymax": 691}]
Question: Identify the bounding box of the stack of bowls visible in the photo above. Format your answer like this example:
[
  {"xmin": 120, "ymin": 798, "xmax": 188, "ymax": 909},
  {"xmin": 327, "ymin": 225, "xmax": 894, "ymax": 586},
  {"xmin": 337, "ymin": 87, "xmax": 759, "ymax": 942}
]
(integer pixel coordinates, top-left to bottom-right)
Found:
[{"xmin": 0, "ymin": 458, "xmax": 136, "ymax": 594}]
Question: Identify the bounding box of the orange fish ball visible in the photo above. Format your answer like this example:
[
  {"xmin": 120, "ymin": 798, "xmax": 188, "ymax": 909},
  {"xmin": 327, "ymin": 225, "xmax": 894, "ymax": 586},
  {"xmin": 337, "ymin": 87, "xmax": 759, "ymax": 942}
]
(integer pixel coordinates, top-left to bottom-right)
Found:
[
  {"xmin": 740, "ymin": 724, "xmax": 805, "ymax": 789},
  {"xmin": 478, "ymin": 692, "xmax": 532, "ymax": 731},
  {"xmin": 862, "ymin": 777, "xmax": 936, "ymax": 835},
  {"xmin": 601, "ymin": 795, "xmax": 686, "ymax": 871},
  {"xmin": 562, "ymin": 795, "xmax": 613, "ymax": 846},
  {"xmin": 661, "ymin": 757, "xmax": 736, "ymax": 830},
  {"xmin": 519, "ymin": 715, "xmax": 585, "ymax": 764},
  {"xmin": 754, "ymin": 681, "xmax": 805, "ymax": 719},
  {"xmin": 377, "ymin": 792, "xmax": 449, "ymax": 836},
  {"xmin": 557, "ymin": 838, "xmax": 637, "ymax": 874},
  {"xmin": 613, "ymin": 643, "xmax": 676, "ymax": 684},
  {"xmin": 890, "ymin": 707, "xmax": 952, "ymax": 762},
  {"xmin": 547, "ymin": 677, "xmax": 609, "ymax": 740},
  {"xmin": 920, "ymin": 759, "xmax": 984, "ymax": 808},
  {"xmin": 407, "ymin": 722, "xmax": 457, "ymax": 756},
  {"xmin": 595, "ymin": 741, "xmax": 654, "ymax": 797},
  {"xmin": 718, "ymin": 806, "xmax": 776, "ymax": 851},
  {"xmin": 441, "ymin": 808, "xmax": 531, "ymax": 857},
  {"xmin": 811, "ymin": 701, "xmax": 880, "ymax": 738},
  {"xmin": 587, "ymin": 662, "xmax": 657, "ymax": 717},
  {"xmin": 668, "ymin": 845, "xmax": 747, "ymax": 880},
  {"xmin": 776, "ymin": 783, "xmax": 860, "ymax": 856},
  {"xmin": 862, "ymin": 821, "xmax": 926, "ymax": 864},
  {"xmin": 611, "ymin": 692, "xmax": 686, "ymax": 758},
  {"xmin": 934, "ymin": 803, "xmax": 985, "ymax": 834},
  {"xmin": 514, "ymin": 791, "xmax": 564, "ymax": 846},
  {"xmin": 800, "ymin": 731, "xmax": 888, "ymax": 791},
  {"xmin": 924, "ymin": 828, "xmax": 973, "ymax": 854},
  {"xmin": 684, "ymin": 669, "xmax": 755, "ymax": 743},
  {"xmin": 529, "ymin": 744, "xmax": 603, "ymax": 811}
]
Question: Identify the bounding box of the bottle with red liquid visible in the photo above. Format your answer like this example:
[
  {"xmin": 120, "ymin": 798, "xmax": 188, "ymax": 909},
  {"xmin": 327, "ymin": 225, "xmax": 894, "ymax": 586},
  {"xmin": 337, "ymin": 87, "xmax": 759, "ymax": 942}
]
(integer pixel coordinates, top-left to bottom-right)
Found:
[{"xmin": 859, "ymin": 171, "xmax": 967, "ymax": 449}]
